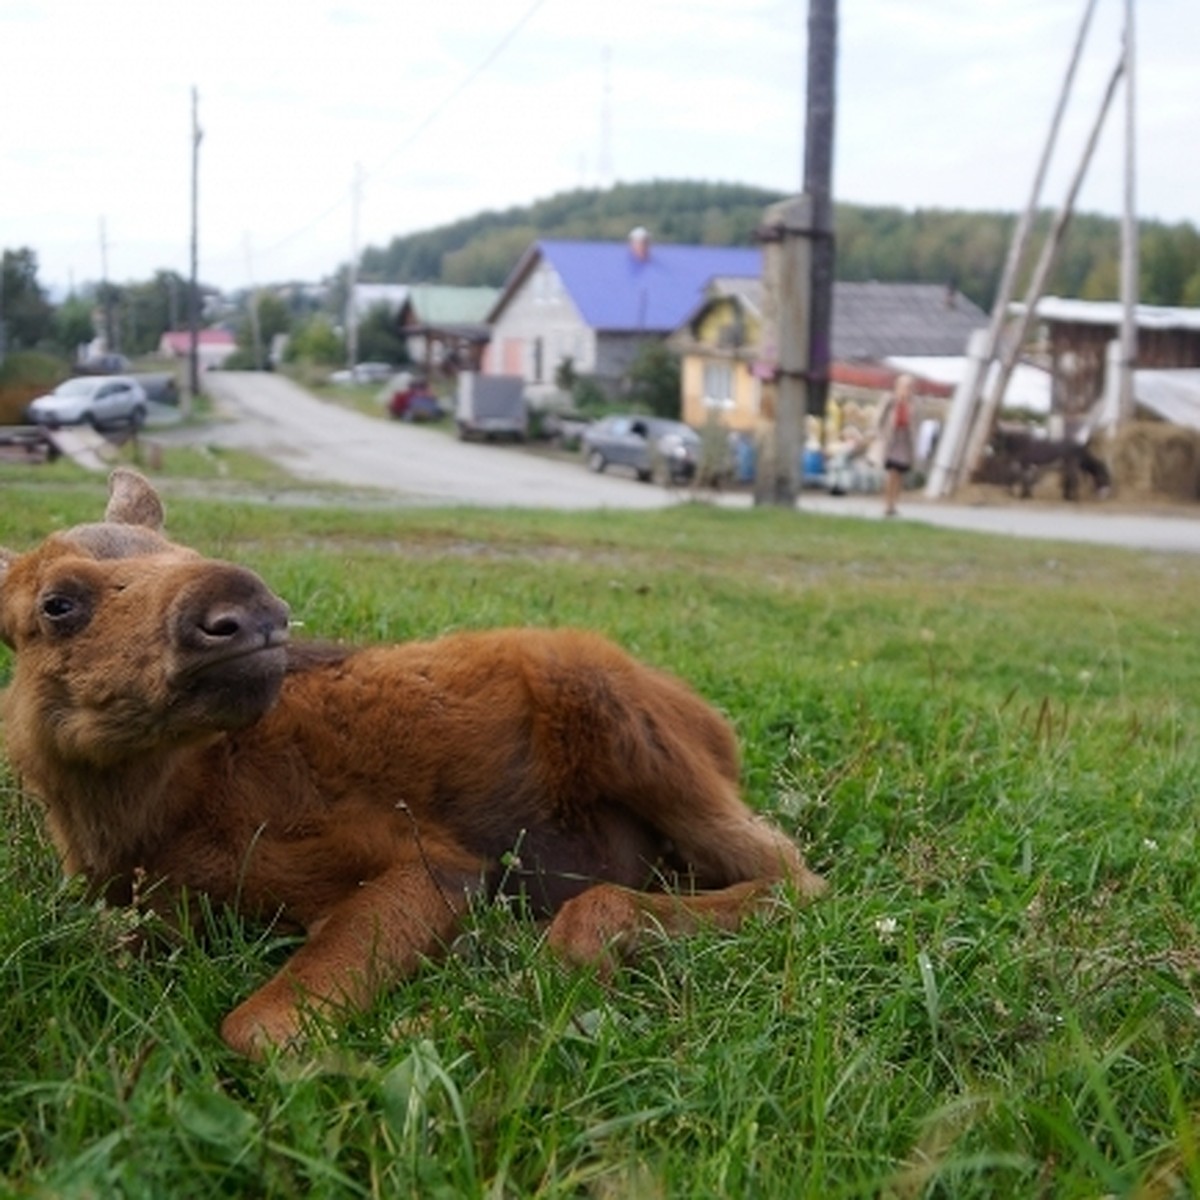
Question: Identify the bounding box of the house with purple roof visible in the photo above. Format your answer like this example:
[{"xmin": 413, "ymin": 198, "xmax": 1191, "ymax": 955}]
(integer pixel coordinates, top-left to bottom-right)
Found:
[{"xmin": 483, "ymin": 229, "xmax": 761, "ymax": 397}]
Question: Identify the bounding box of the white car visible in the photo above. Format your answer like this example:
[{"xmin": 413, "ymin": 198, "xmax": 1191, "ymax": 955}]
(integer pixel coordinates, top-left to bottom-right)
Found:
[
  {"xmin": 26, "ymin": 375, "xmax": 149, "ymax": 429},
  {"xmin": 329, "ymin": 361, "xmax": 395, "ymax": 385}
]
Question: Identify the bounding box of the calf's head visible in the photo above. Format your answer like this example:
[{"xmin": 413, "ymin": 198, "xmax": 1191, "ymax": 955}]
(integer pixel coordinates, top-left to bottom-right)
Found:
[{"xmin": 0, "ymin": 469, "xmax": 291, "ymax": 766}]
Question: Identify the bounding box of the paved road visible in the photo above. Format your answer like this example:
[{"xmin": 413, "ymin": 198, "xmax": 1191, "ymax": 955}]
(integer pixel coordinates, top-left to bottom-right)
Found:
[
  {"xmin": 198, "ymin": 372, "xmax": 677, "ymax": 510},
  {"xmin": 180, "ymin": 372, "xmax": 1200, "ymax": 553}
]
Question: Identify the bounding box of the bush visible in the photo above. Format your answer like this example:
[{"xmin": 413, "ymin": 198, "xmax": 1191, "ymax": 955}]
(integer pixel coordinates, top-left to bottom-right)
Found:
[
  {"xmin": 571, "ymin": 376, "xmax": 610, "ymax": 413},
  {"xmin": 0, "ymin": 351, "xmax": 67, "ymax": 424}
]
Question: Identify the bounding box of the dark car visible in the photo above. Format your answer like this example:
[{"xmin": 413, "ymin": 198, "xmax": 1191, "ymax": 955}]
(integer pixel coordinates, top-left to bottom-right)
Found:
[{"xmin": 581, "ymin": 415, "xmax": 702, "ymax": 484}]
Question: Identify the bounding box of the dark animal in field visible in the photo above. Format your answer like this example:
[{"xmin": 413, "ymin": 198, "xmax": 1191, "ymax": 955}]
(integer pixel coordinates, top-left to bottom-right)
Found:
[
  {"xmin": 0, "ymin": 470, "xmax": 825, "ymax": 1057},
  {"xmin": 988, "ymin": 429, "xmax": 1112, "ymax": 501}
]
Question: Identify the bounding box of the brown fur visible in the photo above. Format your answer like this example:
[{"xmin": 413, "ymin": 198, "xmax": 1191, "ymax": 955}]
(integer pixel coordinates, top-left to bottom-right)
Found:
[{"xmin": 0, "ymin": 469, "xmax": 826, "ymax": 1057}]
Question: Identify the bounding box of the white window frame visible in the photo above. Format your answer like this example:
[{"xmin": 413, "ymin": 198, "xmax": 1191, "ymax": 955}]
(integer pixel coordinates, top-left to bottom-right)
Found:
[{"xmin": 702, "ymin": 361, "xmax": 735, "ymax": 410}]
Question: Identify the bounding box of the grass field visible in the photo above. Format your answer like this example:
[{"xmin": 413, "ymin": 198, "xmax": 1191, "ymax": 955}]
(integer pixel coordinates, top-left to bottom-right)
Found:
[{"xmin": 2, "ymin": 457, "xmax": 1200, "ymax": 1197}]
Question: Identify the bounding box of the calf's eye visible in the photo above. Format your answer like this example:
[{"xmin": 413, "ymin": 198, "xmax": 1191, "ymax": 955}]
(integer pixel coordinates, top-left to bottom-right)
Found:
[{"xmin": 41, "ymin": 594, "xmax": 76, "ymax": 619}]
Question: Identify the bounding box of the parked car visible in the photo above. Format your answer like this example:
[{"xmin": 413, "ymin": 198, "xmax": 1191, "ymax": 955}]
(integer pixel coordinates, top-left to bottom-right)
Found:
[
  {"xmin": 388, "ymin": 378, "xmax": 445, "ymax": 422},
  {"xmin": 77, "ymin": 353, "xmax": 132, "ymax": 375},
  {"xmin": 582, "ymin": 415, "xmax": 702, "ymax": 484},
  {"xmin": 330, "ymin": 362, "xmax": 396, "ymax": 385},
  {"xmin": 25, "ymin": 375, "xmax": 148, "ymax": 429}
]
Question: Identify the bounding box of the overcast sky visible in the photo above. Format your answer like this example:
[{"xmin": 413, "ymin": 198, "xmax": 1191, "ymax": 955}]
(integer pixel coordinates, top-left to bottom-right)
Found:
[{"xmin": 2, "ymin": 0, "xmax": 1193, "ymax": 296}]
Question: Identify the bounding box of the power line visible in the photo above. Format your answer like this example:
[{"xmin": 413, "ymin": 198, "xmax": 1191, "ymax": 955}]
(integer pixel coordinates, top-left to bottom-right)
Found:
[{"xmin": 245, "ymin": 0, "xmax": 552, "ymax": 272}]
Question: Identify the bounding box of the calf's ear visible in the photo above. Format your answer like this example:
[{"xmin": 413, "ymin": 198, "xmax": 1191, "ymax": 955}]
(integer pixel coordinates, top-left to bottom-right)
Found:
[{"xmin": 105, "ymin": 469, "xmax": 165, "ymax": 532}]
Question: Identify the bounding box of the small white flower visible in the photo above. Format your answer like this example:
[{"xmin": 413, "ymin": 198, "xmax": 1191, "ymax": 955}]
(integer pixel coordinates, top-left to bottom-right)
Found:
[
  {"xmin": 874, "ymin": 916, "xmax": 899, "ymax": 939},
  {"xmin": 1143, "ymin": 838, "xmax": 1159, "ymax": 851}
]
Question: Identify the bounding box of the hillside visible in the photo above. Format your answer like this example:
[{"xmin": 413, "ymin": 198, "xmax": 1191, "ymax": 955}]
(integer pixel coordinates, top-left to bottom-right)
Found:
[{"xmin": 357, "ymin": 179, "xmax": 1200, "ymax": 312}]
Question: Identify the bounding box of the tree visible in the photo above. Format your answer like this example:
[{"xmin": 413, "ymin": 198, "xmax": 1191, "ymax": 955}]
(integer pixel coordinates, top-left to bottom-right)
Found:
[
  {"xmin": 116, "ymin": 271, "xmax": 193, "ymax": 356},
  {"xmin": 284, "ymin": 315, "xmax": 343, "ymax": 366},
  {"xmin": 355, "ymin": 302, "xmax": 408, "ymax": 365},
  {"xmin": 1, "ymin": 248, "xmax": 53, "ymax": 353},
  {"xmin": 232, "ymin": 292, "xmax": 292, "ymax": 369},
  {"xmin": 53, "ymin": 295, "xmax": 95, "ymax": 359},
  {"xmin": 626, "ymin": 340, "xmax": 681, "ymax": 419}
]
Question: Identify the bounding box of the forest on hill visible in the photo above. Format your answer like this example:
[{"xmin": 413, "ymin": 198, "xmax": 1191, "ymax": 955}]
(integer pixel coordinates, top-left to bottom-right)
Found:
[{"xmin": 357, "ymin": 179, "xmax": 1200, "ymax": 311}]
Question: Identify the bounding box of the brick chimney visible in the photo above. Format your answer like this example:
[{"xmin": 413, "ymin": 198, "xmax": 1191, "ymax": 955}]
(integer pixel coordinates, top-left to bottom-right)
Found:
[{"xmin": 629, "ymin": 226, "xmax": 651, "ymax": 262}]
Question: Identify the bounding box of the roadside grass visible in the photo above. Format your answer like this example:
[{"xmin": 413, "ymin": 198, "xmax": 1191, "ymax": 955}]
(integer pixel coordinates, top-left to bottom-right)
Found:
[{"xmin": 2, "ymin": 465, "xmax": 1200, "ymax": 1196}]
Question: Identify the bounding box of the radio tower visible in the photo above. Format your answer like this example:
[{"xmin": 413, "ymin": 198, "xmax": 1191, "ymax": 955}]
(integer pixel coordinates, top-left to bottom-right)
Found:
[{"xmin": 598, "ymin": 45, "xmax": 614, "ymax": 189}]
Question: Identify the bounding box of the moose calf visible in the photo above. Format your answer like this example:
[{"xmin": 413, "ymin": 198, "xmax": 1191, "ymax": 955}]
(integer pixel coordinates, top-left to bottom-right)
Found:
[{"xmin": 0, "ymin": 470, "xmax": 825, "ymax": 1057}]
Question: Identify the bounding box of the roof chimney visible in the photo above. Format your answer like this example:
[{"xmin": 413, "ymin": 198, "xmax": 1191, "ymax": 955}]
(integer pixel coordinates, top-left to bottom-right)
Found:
[{"xmin": 629, "ymin": 226, "xmax": 650, "ymax": 262}]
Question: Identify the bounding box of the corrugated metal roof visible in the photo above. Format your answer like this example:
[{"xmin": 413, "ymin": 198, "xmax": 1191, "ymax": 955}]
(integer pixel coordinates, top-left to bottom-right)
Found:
[
  {"xmin": 832, "ymin": 282, "xmax": 987, "ymax": 358},
  {"xmin": 684, "ymin": 278, "xmax": 988, "ymax": 359},
  {"xmin": 537, "ymin": 240, "xmax": 762, "ymax": 332},
  {"xmin": 1135, "ymin": 368, "xmax": 1200, "ymax": 431},
  {"xmin": 1015, "ymin": 296, "xmax": 1200, "ymax": 331},
  {"xmin": 406, "ymin": 284, "xmax": 499, "ymax": 325}
]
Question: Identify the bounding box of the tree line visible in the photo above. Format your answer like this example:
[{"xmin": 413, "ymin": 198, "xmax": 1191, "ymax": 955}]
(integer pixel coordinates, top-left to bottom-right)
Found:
[
  {"xmin": 3, "ymin": 180, "xmax": 1198, "ymax": 377},
  {"xmin": 360, "ymin": 180, "xmax": 1200, "ymax": 311}
]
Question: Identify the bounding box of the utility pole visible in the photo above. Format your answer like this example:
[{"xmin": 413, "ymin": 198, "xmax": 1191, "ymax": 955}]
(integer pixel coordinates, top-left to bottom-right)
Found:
[
  {"xmin": 187, "ymin": 86, "xmax": 202, "ymax": 416},
  {"xmin": 959, "ymin": 51, "xmax": 1124, "ymax": 478},
  {"xmin": 99, "ymin": 217, "xmax": 116, "ymax": 356},
  {"xmin": 755, "ymin": 0, "xmax": 837, "ymax": 507},
  {"xmin": 1118, "ymin": 0, "xmax": 1138, "ymax": 422},
  {"xmin": 345, "ymin": 162, "xmax": 363, "ymax": 371},
  {"xmin": 244, "ymin": 235, "xmax": 264, "ymax": 372},
  {"xmin": 598, "ymin": 45, "xmax": 614, "ymax": 189},
  {"xmin": 804, "ymin": 0, "xmax": 837, "ymax": 431},
  {"xmin": 925, "ymin": 0, "xmax": 1099, "ymax": 499}
]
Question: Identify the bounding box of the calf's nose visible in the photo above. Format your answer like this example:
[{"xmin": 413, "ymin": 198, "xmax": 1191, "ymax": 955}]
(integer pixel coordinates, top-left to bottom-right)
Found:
[{"xmin": 172, "ymin": 565, "xmax": 290, "ymax": 654}]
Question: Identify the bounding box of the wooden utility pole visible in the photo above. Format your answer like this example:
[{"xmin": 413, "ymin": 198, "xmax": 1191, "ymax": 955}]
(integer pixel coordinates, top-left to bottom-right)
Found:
[
  {"xmin": 959, "ymin": 53, "xmax": 1124, "ymax": 478},
  {"xmin": 755, "ymin": 0, "xmax": 837, "ymax": 508},
  {"xmin": 187, "ymin": 86, "xmax": 202, "ymax": 416},
  {"xmin": 804, "ymin": 0, "xmax": 837, "ymax": 430},
  {"xmin": 1118, "ymin": 0, "xmax": 1138, "ymax": 422}
]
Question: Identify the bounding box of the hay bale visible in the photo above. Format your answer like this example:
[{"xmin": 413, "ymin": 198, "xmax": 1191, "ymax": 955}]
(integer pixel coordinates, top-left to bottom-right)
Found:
[{"xmin": 1101, "ymin": 422, "xmax": 1200, "ymax": 501}]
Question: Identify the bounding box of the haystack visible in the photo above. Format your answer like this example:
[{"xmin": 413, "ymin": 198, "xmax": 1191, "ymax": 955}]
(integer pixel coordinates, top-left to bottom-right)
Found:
[{"xmin": 1099, "ymin": 421, "xmax": 1200, "ymax": 502}]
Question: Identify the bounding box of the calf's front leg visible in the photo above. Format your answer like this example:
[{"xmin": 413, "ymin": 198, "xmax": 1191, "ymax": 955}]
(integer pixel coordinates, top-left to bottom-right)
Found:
[{"xmin": 220, "ymin": 862, "xmax": 473, "ymax": 1058}]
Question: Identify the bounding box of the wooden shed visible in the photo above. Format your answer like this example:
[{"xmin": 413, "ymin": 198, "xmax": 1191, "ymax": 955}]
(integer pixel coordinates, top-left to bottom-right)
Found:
[{"xmin": 1017, "ymin": 297, "xmax": 1200, "ymax": 417}]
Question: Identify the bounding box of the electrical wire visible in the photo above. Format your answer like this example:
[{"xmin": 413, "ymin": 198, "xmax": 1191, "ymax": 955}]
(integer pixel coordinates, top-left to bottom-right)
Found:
[{"xmin": 243, "ymin": 0, "xmax": 553, "ymax": 271}]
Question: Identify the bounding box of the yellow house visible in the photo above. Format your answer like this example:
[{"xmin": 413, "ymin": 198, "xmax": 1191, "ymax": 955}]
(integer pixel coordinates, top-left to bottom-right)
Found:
[{"xmin": 670, "ymin": 282, "xmax": 769, "ymax": 434}]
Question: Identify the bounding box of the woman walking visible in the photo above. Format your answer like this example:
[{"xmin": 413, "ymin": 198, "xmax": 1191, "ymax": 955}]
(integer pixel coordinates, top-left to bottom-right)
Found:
[{"xmin": 877, "ymin": 374, "xmax": 915, "ymax": 517}]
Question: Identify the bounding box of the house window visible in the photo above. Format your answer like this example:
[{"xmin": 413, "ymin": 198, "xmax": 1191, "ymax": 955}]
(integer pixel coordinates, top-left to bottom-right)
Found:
[{"xmin": 702, "ymin": 362, "xmax": 734, "ymax": 410}]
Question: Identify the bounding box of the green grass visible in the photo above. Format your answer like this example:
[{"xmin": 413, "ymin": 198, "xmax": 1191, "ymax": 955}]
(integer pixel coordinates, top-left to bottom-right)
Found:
[{"xmin": 3, "ymin": 462, "xmax": 1200, "ymax": 1197}]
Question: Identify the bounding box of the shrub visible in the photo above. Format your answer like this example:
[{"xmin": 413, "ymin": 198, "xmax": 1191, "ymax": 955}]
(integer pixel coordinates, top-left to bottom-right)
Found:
[{"xmin": 0, "ymin": 351, "xmax": 67, "ymax": 424}]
